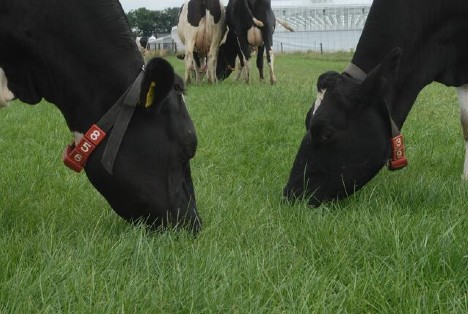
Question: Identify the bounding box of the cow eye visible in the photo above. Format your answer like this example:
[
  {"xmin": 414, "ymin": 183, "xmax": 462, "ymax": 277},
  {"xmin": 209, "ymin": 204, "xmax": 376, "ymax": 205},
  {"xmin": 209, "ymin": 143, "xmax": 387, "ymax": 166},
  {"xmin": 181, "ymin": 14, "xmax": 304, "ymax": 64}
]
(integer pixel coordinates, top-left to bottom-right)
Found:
[
  {"xmin": 310, "ymin": 124, "xmax": 334, "ymax": 146},
  {"xmin": 319, "ymin": 131, "xmax": 332, "ymax": 144},
  {"xmin": 174, "ymin": 80, "xmax": 186, "ymax": 94}
]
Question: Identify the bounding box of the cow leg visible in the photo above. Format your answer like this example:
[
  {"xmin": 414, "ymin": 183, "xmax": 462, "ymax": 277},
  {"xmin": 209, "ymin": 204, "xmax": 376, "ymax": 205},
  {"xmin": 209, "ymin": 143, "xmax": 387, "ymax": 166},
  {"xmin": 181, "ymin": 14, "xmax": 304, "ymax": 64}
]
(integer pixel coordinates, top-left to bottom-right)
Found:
[
  {"xmin": 207, "ymin": 45, "xmax": 219, "ymax": 83},
  {"xmin": 265, "ymin": 47, "xmax": 276, "ymax": 85},
  {"xmin": 183, "ymin": 35, "xmax": 203, "ymax": 84},
  {"xmin": 256, "ymin": 45, "xmax": 265, "ymax": 81},
  {"xmin": 193, "ymin": 52, "xmax": 204, "ymax": 82},
  {"xmin": 237, "ymin": 36, "xmax": 252, "ymax": 84},
  {"xmin": 457, "ymin": 84, "xmax": 468, "ymax": 179},
  {"xmin": 184, "ymin": 46, "xmax": 195, "ymax": 84},
  {"xmin": 234, "ymin": 56, "xmax": 243, "ymax": 81},
  {"xmin": 193, "ymin": 52, "xmax": 202, "ymax": 83}
]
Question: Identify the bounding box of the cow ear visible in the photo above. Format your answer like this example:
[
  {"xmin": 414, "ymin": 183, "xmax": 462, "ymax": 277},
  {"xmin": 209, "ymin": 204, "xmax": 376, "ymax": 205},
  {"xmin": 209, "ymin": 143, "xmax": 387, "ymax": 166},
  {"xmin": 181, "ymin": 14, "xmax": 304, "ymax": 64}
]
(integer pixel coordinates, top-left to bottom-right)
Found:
[
  {"xmin": 360, "ymin": 47, "xmax": 402, "ymax": 99},
  {"xmin": 317, "ymin": 71, "xmax": 340, "ymax": 91},
  {"xmin": 139, "ymin": 57, "xmax": 175, "ymax": 108}
]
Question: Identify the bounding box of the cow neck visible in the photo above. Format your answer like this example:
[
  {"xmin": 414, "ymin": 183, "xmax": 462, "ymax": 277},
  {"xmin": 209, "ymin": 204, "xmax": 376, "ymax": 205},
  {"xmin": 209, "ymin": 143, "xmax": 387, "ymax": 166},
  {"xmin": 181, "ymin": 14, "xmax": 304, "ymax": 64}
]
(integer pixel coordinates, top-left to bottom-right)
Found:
[
  {"xmin": 349, "ymin": 0, "xmax": 449, "ymax": 128},
  {"xmin": 343, "ymin": 63, "xmax": 408, "ymax": 170},
  {"xmin": 64, "ymin": 66, "xmax": 145, "ymax": 175}
]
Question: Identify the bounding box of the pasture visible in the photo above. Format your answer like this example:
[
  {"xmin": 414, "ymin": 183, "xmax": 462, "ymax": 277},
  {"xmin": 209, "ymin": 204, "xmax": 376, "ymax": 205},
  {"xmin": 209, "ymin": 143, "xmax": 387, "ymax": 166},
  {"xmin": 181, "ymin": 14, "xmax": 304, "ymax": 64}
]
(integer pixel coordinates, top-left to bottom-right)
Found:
[{"xmin": 1, "ymin": 53, "xmax": 467, "ymax": 312}]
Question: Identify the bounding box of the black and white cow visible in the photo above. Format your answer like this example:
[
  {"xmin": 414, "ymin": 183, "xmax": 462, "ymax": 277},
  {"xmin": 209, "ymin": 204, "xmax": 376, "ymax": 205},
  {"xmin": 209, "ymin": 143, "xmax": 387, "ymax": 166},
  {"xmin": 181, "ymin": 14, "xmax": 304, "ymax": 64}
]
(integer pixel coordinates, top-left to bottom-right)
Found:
[
  {"xmin": 0, "ymin": 0, "xmax": 201, "ymax": 232},
  {"xmin": 177, "ymin": 0, "xmax": 226, "ymax": 83},
  {"xmin": 217, "ymin": 0, "xmax": 276, "ymax": 85},
  {"xmin": 284, "ymin": 0, "xmax": 468, "ymax": 206}
]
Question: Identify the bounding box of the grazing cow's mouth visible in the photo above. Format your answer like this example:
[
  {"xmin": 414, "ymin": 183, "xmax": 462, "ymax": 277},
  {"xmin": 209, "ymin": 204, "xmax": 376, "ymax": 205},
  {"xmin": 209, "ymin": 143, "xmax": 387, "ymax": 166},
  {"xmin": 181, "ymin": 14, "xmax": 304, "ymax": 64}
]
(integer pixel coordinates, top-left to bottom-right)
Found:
[{"xmin": 166, "ymin": 170, "xmax": 201, "ymax": 233}]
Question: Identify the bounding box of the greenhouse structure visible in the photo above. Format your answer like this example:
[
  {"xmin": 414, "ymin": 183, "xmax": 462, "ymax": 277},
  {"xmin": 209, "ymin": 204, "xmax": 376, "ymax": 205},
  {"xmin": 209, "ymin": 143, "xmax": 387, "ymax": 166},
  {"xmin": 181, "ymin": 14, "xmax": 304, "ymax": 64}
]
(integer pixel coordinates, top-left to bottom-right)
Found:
[
  {"xmin": 272, "ymin": 0, "xmax": 372, "ymax": 52},
  {"xmin": 169, "ymin": 0, "xmax": 373, "ymax": 54}
]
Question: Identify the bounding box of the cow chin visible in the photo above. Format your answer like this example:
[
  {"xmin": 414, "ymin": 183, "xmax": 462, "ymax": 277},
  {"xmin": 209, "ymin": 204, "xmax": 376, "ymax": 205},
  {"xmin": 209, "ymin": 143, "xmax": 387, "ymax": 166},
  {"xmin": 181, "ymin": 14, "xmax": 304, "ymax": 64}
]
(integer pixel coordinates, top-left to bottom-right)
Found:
[
  {"xmin": 165, "ymin": 164, "xmax": 201, "ymax": 233},
  {"xmin": 84, "ymin": 162, "xmax": 201, "ymax": 234},
  {"xmin": 284, "ymin": 137, "xmax": 387, "ymax": 207},
  {"xmin": 284, "ymin": 164, "xmax": 383, "ymax": 207}
]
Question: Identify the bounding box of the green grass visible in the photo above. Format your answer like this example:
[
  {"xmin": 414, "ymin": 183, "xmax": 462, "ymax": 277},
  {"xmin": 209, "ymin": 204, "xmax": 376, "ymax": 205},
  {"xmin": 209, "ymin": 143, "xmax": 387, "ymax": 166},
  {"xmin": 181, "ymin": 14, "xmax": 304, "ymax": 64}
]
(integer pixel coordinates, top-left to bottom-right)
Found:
[{"xmin": 1, "ymin": 53, "xmax": 467, "ymax": 313}]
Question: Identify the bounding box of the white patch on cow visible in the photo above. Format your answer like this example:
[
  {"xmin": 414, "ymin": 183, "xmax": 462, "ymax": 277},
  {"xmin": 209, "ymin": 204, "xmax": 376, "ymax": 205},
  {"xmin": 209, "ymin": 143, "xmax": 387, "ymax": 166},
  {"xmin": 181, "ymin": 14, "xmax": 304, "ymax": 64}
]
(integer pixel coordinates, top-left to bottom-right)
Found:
[
  {"xmin": 456, "ymin": 84, "xmax": 468, "ymax": 180},
  {"xmin": 182, "ymin": 94, "xmax": 189, "ymax": 111},
  {"xmin": 135, "ymin": 37, "xmax": 147, "ymax": 56},
  {"xmin": 220, "ymin": 26, "xmax": 229, "ymax": 45},
  {"xmin": 73, "ymin": 131, "xmax": 84, "ymax": 146},
  {"xmin": 0, "ymin": 68, "xmax": 14, "ymax": 108},
  {"xmin": 267, "ymin": 49, "xmax": 276, "ymax": 85},
  {"xmin": 312, "ymin": 89, "xmax": 326, "ymax": 115}
]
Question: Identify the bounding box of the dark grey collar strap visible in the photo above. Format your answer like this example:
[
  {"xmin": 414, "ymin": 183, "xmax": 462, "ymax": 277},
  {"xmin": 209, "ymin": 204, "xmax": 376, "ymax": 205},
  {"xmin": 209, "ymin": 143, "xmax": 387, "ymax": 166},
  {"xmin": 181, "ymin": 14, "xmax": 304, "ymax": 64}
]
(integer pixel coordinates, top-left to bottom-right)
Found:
[
  {"xmin": 97, "ymin": 68, "xmax": 145, "ymax": 174},
  {"xmin": 343, "ymin": 63, "xmax": 367, "ymax": 81}
]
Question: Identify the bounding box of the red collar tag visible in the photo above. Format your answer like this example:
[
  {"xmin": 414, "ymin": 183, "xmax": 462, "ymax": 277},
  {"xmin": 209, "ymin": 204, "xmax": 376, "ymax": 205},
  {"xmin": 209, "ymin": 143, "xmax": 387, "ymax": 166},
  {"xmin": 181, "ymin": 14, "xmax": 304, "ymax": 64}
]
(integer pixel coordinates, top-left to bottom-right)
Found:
[
  {"xmin": 388, "ymin": 134, "xmax": 408, "ymax": 171},
  {"xmin": 63, "ymin": 124, "xmax": 106, "ymax": 172}
]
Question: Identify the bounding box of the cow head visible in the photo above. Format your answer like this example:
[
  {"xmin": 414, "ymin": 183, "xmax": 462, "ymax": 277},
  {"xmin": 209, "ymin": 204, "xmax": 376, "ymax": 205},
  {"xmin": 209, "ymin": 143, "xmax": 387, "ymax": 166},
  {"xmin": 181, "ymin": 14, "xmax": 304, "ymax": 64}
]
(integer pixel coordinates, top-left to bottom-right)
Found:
[
  {"xmin": 84, "ymin": 58, "xmax": 201, "ymax": 232},
  {"xmin": 284, "ymin": 48, "xmax": 402, "ymax": 206},
  {"xmin": 0, "ymin": 1, "xmax": 201, "ymax": 233},
  {"xmin": 216, "ymin": 29, "xmax": 239, "ymax": 81}
]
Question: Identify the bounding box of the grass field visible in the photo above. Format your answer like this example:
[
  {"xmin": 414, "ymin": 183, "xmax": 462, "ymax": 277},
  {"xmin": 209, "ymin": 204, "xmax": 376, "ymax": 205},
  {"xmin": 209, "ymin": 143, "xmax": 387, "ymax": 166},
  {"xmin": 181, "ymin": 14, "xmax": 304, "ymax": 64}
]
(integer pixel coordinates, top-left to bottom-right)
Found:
[{"xmin": 1, "ymin": 53, "xmax": 467, "ymax": 313}]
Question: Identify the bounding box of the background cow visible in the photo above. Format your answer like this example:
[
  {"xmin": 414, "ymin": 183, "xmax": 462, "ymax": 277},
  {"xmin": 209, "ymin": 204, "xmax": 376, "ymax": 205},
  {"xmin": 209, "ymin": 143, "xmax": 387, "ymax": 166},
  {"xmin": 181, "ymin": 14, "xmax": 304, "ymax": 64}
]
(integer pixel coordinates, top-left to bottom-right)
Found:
[
  {"xmin": 0, "ymin": 0, "xmax": 201, "ymax": 232},
  {"xmin": 177, "ymin": 0, "xmax": 226, "ymax": 83},
  {"xmin": 284, "ymin": 0, "xmax": 468, "ymax": 206},
  {"xmin": 217, "ymin": 0, "xmax": 276, "ymax": 85}
]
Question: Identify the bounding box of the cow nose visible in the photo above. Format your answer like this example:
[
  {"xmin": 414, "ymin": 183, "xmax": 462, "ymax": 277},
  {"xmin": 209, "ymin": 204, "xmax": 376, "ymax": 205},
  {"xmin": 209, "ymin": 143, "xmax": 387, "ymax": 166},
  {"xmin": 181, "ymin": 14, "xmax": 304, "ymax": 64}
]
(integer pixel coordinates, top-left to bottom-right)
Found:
[{"xmin": 282, "ymin": 184, "xmax": 323, "ymax": 207}]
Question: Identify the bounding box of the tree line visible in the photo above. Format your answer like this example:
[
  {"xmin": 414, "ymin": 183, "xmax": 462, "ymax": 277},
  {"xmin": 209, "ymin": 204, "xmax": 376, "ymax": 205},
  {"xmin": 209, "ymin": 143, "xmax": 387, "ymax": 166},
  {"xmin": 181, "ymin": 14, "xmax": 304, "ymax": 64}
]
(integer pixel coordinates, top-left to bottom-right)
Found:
[{"xmin": 126, "ymin": 7, "xmax": 180, "ymax": 38}]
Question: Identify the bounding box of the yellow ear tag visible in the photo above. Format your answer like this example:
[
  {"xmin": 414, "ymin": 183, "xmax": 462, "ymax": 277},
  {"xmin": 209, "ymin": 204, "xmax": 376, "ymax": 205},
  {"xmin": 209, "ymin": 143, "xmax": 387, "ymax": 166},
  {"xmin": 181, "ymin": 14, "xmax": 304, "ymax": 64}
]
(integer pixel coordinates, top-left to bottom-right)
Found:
[{"xmin": 145, "ymin": 81, "xmax": 156, "ymax": 108}]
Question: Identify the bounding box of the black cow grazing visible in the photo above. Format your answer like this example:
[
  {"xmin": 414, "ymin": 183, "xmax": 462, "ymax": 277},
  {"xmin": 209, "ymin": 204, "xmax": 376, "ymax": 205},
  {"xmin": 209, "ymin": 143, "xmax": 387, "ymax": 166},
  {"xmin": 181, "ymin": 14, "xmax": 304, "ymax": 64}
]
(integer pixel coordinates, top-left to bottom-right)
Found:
[
  {"xmin": 177, "ymin": 0, "xmax": 226, "ymax": 83},
  {"xmin": 284, "ymin": 0, "xmax": 468, "ymax": 206},
  {"xmin": 0, "ymin": 0, "xmax": 201, "ymax": 232},
  {"xmin": 217, "ymin": 0, "xmax": 277, "ymax": 85}
]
